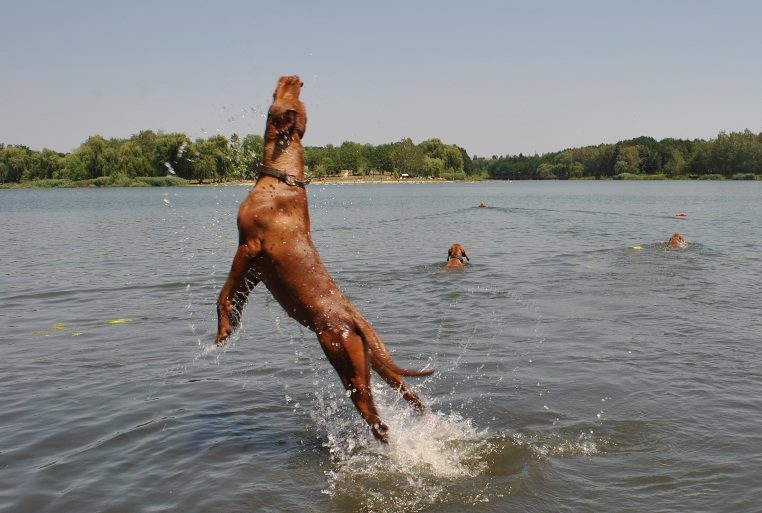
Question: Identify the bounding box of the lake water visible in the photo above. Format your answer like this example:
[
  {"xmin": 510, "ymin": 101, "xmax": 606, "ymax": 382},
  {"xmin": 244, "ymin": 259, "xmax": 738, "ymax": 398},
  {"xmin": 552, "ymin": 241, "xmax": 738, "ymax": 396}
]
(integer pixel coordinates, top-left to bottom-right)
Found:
[{"xmin": 1, "ymin": 181, "xmax": 760, "ymax": 512}]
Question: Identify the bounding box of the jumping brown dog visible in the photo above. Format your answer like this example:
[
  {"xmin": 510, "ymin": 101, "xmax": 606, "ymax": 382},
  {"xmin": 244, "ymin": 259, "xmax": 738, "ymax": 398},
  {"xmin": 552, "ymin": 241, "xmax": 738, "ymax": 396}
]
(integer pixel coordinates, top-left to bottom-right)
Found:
[
  {"xmin": 444, "ymin": 243, "xmax": 469, "ymax": 270},
  {"xmin": 215, "ymin": 76, "xmax": 433, "ymax": 442}
]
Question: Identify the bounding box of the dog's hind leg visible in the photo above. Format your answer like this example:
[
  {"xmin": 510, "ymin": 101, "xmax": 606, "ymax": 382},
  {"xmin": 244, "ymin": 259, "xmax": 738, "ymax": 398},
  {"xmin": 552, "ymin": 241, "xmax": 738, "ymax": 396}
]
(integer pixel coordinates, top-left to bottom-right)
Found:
[
  {"xmin": 371, "ymin": 364, "xmax": 427, "ymax": 413},
  {"xmin": 355, "ymin": 322, "xmax": 431, "ymax": 412},
  {"xmin": 317, "ymin": 328, "xmax": 389, "ymax": 442},
  {"xmin": 216, "ymin": 243, "xmax": 261, "ymax": 344}
]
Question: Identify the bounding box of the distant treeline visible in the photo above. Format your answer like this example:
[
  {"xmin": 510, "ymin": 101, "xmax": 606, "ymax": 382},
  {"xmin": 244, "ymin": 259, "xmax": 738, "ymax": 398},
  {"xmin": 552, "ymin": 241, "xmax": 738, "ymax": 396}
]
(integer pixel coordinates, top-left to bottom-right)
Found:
[
  {"xmin": 476, "ymin": 130, "xmax": 762, "ymax": 180},
  {"xmin": 2, "ymin": 129, "xmax": 761, "ymax": 186},
  {"xmin": 0, "ymin": 132, "xmax": 473, "ymax": 186}
]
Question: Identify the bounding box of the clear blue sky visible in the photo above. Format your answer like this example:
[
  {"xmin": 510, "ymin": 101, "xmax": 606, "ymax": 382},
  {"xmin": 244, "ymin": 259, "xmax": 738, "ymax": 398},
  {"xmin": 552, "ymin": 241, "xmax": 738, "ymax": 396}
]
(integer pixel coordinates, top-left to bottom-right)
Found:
[{"xmin": 2, "ymin": 0, "xmax": 761, "ymax": 157}]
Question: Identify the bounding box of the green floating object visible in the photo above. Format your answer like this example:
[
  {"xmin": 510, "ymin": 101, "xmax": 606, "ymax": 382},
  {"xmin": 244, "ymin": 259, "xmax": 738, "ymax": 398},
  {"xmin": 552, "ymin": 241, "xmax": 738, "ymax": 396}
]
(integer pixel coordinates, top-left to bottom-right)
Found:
[
  {"xmin": 631, "ymin": 245, "xmax": 643, "ymax": 250},
  {"xmin": 53, "ymin": 322, "xmax": 66, "ymax": 330}
]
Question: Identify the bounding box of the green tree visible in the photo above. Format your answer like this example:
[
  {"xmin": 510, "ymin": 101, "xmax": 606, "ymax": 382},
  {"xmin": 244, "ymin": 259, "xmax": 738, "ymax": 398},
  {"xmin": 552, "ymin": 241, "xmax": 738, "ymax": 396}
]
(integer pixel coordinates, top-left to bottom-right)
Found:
[
  {"xmin": 117, "ymin": 140, "xmax": 152, "ymax": 177},
  {"xmin": 423, "ymin": 155, "xmax": 445, "ymax": 178},
  {"xmin": 368, "ymin": 143, "xmax": 394, "ymax": 174},
  {"xmin": 443, "ymin": 145, "xmax": 464, "ymax": 174},
  {"xmin": 615, "ymin": 145, "xmax": 642, "ymax": 174},
  {"xmin": 190, "ymin": 135, "xmax": 232, "ymax": 182},
  {"xmin": 551, "ymin": 151, "xmax": 584, "ymax": 179},
  {"xmin": 419, "ymin": 138, "xmax": 465, "ymax": 177},
  {"xmin": 133, "ymin": 130, "xmax": 157, "ymax": 161},
  {"xmin": 0, "ymin": 145, "xmax": 31, "ymax": 183},
  {"xmin": 686, "ymin": 140, "xmax": 710, "ymax": 176},
  {"xmin": 305, "ymin": 145, "xmax": 340, "ymax": 177},
  {"xmin": 242, "ymin": 134, "xmax": 264, "ymax": 178},
  {"xmin": 535, "ymin": 162, "xmax": 558, "ymax": 179},
  {"xmin": 153, "ymin": 133, "xmax": 193, "ymax": 177},
  {"xmin": 419, "ymin": 138, "xmax": 446, "ymax": 160},
  {"xmin": 391, "ymin": 138, "xmax": 425, "ymax": 177},
  {"xmin": 61, "ymin": 152, "xmax": 89, "ymax": 181},
  {"xmin": 19, "ymin": 148, "xmax": 63, "ymax": 180},
  {"xmin": 228, "ymin": 133, "xmax": 246, "ymax": 179},
  {"xmin": 70, "ymin": 135, "xmax": 110, "ymax": 179},
  {"xmin": 486, "ymin": 153, "xmax": 542, "ymax": 180},
  {"xmin": 456, "ymin": 146, "xmax": 474, "ymax": 175},
  {"xmin": 663, "ymin": 147, "xmax": 687, "ymax": 177},
  {"xmin": 337, "ymin": 141, "xmax": 367, "ymax": 174}
]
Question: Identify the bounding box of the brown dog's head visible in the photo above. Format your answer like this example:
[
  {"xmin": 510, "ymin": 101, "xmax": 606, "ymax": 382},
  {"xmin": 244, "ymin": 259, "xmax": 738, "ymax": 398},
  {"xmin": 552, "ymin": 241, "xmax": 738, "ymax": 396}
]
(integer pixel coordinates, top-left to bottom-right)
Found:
[
  {"xmin": 668, "ymin": 232, "xmax": 686, "ymax": 249},
  {"xmin": 267, "ymin": 75, "xmax": 307, "ymax": 139},
  {"xmin": 445, "ymin": 243, "xmax": 469, "ymax": 269}
]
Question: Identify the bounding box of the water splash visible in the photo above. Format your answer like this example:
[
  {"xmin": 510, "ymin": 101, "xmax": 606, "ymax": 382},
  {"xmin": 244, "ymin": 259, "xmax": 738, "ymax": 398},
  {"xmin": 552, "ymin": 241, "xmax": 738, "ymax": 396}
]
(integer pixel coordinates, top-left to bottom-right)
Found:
[{"xmin": 312, "ymin": 379, "xmax": 497, "ymax": 512}]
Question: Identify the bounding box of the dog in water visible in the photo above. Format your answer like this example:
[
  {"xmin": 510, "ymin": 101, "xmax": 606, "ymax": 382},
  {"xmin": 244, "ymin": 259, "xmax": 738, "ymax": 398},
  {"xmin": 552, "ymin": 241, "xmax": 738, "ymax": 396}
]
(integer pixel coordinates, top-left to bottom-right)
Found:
[
  {"xmin": 444, "ymin": 243, "xmax": 469, "ymax": 271},
  {"xmin": 215, "ymin": 76, "xmax": 433, "ymax": 442},
  {"xmin": 668, "ymin": 232, "xmax": 686, "ymax": 249}
]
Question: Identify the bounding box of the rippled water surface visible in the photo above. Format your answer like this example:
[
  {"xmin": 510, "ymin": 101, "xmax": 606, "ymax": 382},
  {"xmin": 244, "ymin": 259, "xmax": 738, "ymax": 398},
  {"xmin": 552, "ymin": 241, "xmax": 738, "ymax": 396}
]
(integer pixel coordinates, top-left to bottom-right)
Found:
[{"xmin": 1, "ymin": 181, "xmax": 760, "ymax": 512}]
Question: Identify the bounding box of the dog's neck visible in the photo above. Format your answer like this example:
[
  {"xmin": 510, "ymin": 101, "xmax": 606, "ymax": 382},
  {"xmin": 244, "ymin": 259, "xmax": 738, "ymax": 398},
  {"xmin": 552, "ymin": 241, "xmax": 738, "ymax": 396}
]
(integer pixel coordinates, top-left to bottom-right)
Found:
[{"xmin": 262, "ymin": 129, "xmax": 305, "ymax": 180}]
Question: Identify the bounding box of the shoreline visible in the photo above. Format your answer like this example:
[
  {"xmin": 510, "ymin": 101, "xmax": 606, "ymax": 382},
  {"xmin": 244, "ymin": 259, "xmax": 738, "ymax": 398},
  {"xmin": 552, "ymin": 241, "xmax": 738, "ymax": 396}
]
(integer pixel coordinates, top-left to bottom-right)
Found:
[
  {"xmin": 2, "ymin": 175, "xmax": 759, "ymax": 189},
  {"xmin": 191, "ymin": 177, "xmax": 459, "ymax": 187}
]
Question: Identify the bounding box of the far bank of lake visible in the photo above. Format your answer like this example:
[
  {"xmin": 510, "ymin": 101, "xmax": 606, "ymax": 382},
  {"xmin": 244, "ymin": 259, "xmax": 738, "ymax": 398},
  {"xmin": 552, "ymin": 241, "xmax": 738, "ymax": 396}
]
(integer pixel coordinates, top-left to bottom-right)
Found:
[{"xmin": 1, "ymin": 173, "xmax": 760, "ymax": 189}]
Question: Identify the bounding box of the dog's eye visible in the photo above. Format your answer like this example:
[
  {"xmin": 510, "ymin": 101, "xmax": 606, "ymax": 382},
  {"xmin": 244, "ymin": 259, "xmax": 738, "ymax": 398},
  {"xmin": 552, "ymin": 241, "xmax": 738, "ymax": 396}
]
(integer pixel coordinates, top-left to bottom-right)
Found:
[{"xmin": 300, "ymin": 82, "xmax": 304, "ymax": 87}]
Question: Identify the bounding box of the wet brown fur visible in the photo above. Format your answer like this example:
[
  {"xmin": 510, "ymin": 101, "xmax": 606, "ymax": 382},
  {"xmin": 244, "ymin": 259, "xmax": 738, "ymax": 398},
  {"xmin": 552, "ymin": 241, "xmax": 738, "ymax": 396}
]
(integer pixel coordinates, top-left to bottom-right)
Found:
[
  {"xmin": 444, "ymin": 243, "xmax": 469, "ymax": 271},
  {"xmin": 215, "ymin": 76, "xmax": 433, "ymax": 442},
  {"xmin": 668, "ymin": 232, "xmax": 686, "ymax": 249}
]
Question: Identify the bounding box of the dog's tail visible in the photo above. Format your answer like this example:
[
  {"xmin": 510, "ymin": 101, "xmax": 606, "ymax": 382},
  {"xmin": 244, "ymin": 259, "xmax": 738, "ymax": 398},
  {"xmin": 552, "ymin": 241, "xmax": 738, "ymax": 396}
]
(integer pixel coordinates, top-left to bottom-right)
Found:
[{"xmin": 356, "ymin": 320, "xmax": 434, "ymax": 378}]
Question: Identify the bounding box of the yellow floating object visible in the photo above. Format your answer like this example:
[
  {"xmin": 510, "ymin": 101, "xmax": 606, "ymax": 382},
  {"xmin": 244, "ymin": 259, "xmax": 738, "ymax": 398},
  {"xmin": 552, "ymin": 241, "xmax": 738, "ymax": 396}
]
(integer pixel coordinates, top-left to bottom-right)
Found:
[
  {"xmin": 53, "ymin": 322, "xmax": 66, "ymax": 330},
  {"xmin": 631, "ymin": 246, "xmax": 642, "ymax": 250},
  {"xmin": 72, "ymin": 332, "xmax": 83, "ymax": 337},
  {"xmin": 106, "ymin": 318, "xmax": 132, "ymax": 325}
]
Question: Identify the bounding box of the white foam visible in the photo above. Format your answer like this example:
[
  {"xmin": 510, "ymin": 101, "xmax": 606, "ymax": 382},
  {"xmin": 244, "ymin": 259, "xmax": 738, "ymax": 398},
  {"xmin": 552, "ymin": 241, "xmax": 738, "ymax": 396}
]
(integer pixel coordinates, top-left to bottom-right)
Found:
[{"xmin": 308, "ymin": 378, "xmax": 493, "ymax": 510}]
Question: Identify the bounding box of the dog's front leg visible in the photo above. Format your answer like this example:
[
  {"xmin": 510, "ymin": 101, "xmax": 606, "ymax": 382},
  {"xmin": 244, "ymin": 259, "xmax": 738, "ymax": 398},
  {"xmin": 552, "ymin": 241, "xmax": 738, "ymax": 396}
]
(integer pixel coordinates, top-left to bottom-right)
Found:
[{"xmin": 216, "ymin": 243, "xmax": 260, "ymax": 344}]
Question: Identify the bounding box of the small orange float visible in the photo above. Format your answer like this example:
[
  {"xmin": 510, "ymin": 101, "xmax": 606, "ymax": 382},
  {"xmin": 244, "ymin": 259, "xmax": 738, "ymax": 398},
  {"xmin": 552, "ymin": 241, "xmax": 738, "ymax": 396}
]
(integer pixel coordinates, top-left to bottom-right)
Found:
[{"xmin": 674, "ymin": 212, "xmax": 688, "ymax": 217}]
